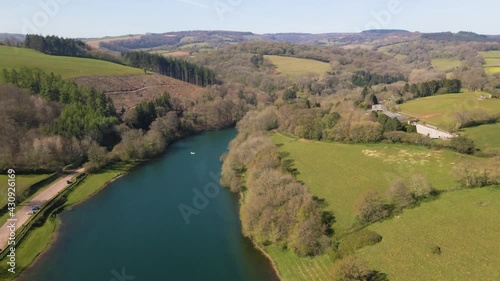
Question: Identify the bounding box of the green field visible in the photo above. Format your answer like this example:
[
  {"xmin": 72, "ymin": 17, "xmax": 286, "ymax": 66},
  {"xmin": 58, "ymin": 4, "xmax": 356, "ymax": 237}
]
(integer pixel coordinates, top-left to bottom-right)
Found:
[
  {"xmin": 360, "ymin": 187, "xmax": 500, "ymax": 281},
  {"xmin": 265, "ymin": 245, "xmax": 335, "ymax": 281},
  {"xmin": 485, "ymin": 67, "xmax": 500, "ymax": 74},
  {"xmin": 463, "ymin": 123, "xmax": 500, "ymax": 153},
  {"xmin": 268, "ymin": 133, "xmax": 496, "ymax": 281},
  {"xmin": 272, "ymin": 133, "xmax": 466, "ymax": 230},
  {"xmin": 0, "ymin": 46, "xmax": 142, "ymax": 79},
  {"xmin": 0, "ymin": 174, "xmax": 53, "ymax": 211},
  {"xmin": 480, "ymin": 51, "xmax": 500, "ymax": 74},
  {"xmin": 265, "ymin": 55, "xmax": 331, "ymax": 78},
  {"xmin": 431, "ymin": 58, "xmax": 461, "ymax": 72},
  {"xmin": 399, "ymin": 92, "xmax": 500, "ymax": 128}
]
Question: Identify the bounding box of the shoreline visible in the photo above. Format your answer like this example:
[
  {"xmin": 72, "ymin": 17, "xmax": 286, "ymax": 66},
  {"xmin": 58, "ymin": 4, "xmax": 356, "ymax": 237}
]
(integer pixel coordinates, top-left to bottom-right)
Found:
[
  {"xmin": 250, "ymin": 239, "xmax": 284, "ymax": 281},
  {"xmin": 235, "ymin": 192, "xmax": 285, "ymax": 281},
  {"xmin": 13, "ymin": 162, "xmax": 137, "ymax": 280}
]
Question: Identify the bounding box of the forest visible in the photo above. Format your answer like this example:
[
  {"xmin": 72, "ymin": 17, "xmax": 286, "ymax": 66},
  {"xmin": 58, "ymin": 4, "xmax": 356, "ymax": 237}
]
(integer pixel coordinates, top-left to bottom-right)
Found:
[
  {"xmin": 122, "ymin": 51, "xmax": 217, "ymax": 87},
  {"xmin": 24, "ymin": 34, "xmax": 90, "ymax": 57}
]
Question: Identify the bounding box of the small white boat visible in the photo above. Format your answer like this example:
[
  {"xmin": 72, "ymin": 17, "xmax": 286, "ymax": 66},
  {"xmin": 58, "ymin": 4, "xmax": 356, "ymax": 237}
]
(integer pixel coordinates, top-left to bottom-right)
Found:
[{"xmin": 190, "ymin": 152, "xmax": 196, "ymax": 155}]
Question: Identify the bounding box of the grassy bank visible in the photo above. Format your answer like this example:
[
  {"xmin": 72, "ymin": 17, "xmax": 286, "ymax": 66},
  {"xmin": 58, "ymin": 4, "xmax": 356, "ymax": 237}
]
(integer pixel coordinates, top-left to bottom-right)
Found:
[
  {"xmin": 0, "ymin": 162, "xmax": 133, "ymax": 280},
  {"xmin": 0, "ymin": 46, "xmax": 142, "ymax": 79},
  {"xmin": 0, "ymin": 218, "xmax": 59, "ymax": 281}
]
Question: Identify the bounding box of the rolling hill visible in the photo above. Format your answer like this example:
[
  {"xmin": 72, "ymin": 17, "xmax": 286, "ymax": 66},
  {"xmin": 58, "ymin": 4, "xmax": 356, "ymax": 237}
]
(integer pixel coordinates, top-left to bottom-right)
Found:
[{"xmin": 0, "ymin": 46, "xmax": 142, "ymax": 79}]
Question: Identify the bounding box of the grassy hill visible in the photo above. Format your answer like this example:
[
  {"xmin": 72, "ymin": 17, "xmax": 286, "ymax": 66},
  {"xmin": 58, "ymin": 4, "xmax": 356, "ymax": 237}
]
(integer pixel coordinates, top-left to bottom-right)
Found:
[
  {"xmin": 360, "ymin": 187, "xmax": 500, "ymax": 281},
  {"xmin": 399, "ymin": 92, "xmax": 500, "ymax": 128},
  {"xmin": 268, "ymin": 133, "xmax": 497, "ymax": 281},
  {"xmin": 0, "ymin": 46, "xmax": 142, "ymax": 79},
  {"xmin": 265, "ymin": 55, "xmax": 331, "ymax": 78}
]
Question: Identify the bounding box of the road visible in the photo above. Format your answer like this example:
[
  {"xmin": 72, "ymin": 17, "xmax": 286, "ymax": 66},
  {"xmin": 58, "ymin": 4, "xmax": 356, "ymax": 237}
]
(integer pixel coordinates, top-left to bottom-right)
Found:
[{"xmin": 0, "ymin": 168, "xmax": 84, "ymax": 251}]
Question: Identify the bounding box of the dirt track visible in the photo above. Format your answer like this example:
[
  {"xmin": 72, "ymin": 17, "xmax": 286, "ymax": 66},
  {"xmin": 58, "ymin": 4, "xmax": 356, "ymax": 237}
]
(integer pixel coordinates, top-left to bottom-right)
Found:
[{"xmin": 0, "ymin": 168, "xmax": 84, "ymax": 251}]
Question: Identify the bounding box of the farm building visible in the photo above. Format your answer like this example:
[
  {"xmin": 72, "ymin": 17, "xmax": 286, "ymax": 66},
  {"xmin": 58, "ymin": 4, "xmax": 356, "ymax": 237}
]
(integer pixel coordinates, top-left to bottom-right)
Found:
[{"xmin": 414, "ymin": 123, "xmax": 455, "ymax": 139}]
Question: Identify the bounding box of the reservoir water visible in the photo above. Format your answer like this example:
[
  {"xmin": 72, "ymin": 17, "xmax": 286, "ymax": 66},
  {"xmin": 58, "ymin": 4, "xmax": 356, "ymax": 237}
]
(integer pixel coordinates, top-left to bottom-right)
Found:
[{"xmin": 18, "ymin": 129, "xmax": 279, "ymax": 281}]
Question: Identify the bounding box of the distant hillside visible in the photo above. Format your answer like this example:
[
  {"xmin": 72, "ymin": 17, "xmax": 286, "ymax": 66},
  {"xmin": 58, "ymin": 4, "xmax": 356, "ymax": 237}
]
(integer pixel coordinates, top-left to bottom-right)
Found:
[
  {"xmin": 0, "ymin": 33, "xmax": 24, "ymax": 43},
  {"xmin": 84, "ymin": 29, "xmax": 499, "ymax": 54},
  {"xmin": 422, "ymin": 31, "xmax": 498, "ymax": 42}
]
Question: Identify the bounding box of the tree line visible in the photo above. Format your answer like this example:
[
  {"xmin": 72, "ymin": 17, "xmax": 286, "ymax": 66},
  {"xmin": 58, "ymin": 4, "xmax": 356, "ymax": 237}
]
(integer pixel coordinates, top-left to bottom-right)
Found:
[
  {"xmin": 121, "ymin": 51, "xmax": 217, "ymax": 87},
  {"xmin": 351, "ymin": 70, "xmax": 406, "ymax": 87},
  {"xmin": 221, "ymin": 108, "xmax": 330, "ymax": 256},
  {"xmin": 407, "ymin": 79, "xmax": 462, "ymax": 98},
  {"xmin": 24, "ymin": 34, "xmax": 90, "ymax": 57}
]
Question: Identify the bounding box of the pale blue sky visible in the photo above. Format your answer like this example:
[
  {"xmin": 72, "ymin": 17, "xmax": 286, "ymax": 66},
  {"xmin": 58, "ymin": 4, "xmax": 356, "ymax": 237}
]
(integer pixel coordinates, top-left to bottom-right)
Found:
[{"xmin": 0, "ymin": 0, "xmax": 497, "ymax": 38}]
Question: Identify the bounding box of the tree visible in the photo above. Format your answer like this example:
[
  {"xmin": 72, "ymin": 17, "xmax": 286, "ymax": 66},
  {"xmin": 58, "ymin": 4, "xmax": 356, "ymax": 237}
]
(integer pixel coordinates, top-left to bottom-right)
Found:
[
  {"xmin": 330, "ymin": 256, "xmax": 372, "ymax": 281},
  {"xmin": 355, "ymin": 189, "xmax": 388, "ymax": 223},
  {"xmin": 283, "ymin": 87, "xmax": 297, "ymax": 102},
  {"xmin": 388, "ymin": 180, "xmax": 415, "ymax": 209},
  {"xmin": 85, "ymin": 142, "xmax": 109, "ymax": 172},
  {"xmin": 349, "ymin": 122, "xmax": 383, "ymax": 143},
  {"xmin": 408, "ymin": 174, "xmax": 433, "ymax": 199}
]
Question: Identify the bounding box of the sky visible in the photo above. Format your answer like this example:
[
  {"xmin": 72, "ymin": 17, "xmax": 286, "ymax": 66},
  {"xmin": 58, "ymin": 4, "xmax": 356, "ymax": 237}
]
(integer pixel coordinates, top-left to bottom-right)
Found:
[{"xmin": 0, "ymin": 0, "xmax": 498, "ymax": 38}]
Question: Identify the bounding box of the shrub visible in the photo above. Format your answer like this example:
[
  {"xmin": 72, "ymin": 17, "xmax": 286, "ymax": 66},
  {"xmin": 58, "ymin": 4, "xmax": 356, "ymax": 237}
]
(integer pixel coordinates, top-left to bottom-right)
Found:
[
  {"xmin": 430, "ymin": 245, "xmax": 442, "ymax": 255},
  {"xmin": 338, "ymin": 230, "xmax": 383, "ymax": 255},
  {"xmin": 349, "ymin": 122, "xmax": 383, "ymax": 143},
  {"xmin": 355, "ymin": 189, "xmax": 389, "ymax": 223},
  {"xmin": 450, "ymin": 136, "xmax": 476, "ymax": 154}
]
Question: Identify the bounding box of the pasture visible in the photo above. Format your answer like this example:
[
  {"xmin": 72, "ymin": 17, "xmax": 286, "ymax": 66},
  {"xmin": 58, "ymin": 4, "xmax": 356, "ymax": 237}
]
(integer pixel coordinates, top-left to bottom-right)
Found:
[
  {"xmin": 463, "ymin": 123, "xmax": 500, "ymax": 153},
  {"xmin": 399, "ymin": 92, "xmax": 500, "ymax": 128},
  {"xmin": 0, "ymin": 174, "xmax": 53, "ymax": 212},
  {"xmin": 0, "ymin": 46, "xmax": 142, "ymax": 79},
  {"xmin": 265, "ymin": 245, "xmax": 334, "ymax": 281},
  {"xmin": 360, "ymin": 187, "xmax": 500, "ymax": 281},
  {"xmin": 431, "ymin": 58, "xmax": 461, "ymax": 72},
  {"xmin": 272, "ymin": 133, "xmax": 467, "ymax": 230},
  {"xmin": 265, "ymin": 55, "xmax": 331, "ymax": 78},
  {"xmin": 480, "ymin": 51, "xmax": 500, "ymax": 74}
]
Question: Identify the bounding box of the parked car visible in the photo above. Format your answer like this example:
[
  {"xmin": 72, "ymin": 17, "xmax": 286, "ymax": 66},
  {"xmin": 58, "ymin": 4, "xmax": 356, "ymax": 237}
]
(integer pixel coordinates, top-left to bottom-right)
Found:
[
  {"xmin": 26, "ymin": 210, "xmax": 34, "ymax": 215},
  {"xmin": 31, "ymin": 205, "xmax": 40, "ymax": 211}
]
